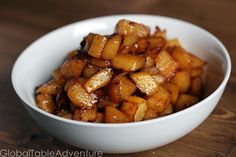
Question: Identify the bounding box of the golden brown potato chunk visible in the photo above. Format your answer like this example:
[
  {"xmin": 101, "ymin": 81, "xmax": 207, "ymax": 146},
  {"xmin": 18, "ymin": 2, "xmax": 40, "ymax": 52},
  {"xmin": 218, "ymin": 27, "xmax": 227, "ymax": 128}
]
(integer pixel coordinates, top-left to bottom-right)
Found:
[
  {"xmin": 164, "ymin": 83, "xmax": 179, "ymax": 104},
  {"xmin": 84, "ymin": 68, "xmax": 113, "ymax": 93},
  {"xmin": 119, "ymin": 35, "xmax": 139, "ymax": 54},
  {"xmin": 60, "ymin": 59, "xmax": 85, "ymax": 79},
  {"xmin": 131, "ymin": 38, "xmax": 149, "ymax": 54},
  {"xmin": 155, "ymin": 50, "xmax": 179, "ymax": 79},
  {"xmin": 120, "ymin": 96, "xmax": 147, "ymax": 121},
  {"xmin": 116, "ymin": 19, "xmax": 150, "ymax": 37},
  {"xmin": 171, "ymin": 47, "xmax": 191, "ymax": 70},
  {"xmin": 82, "ymin": 65, "xmax": 99, "ymax": 78},
  {"xmin": 144, "ymin": 56, "xmax": 155, "ymax": 68},
  {"xmin": 52, "ymin": 69, "xmax": 66, "ymax": 85},
  {"xmin": 152, "ymin": 74, "xmax": 166, "ymax": 84},
  {"xmin": 111, "ymin": 54, "xmax": 145, "ymax": 71},
  {"xmin": 108, "ymin": 75, "xmax": 136, "ymax": 103},
  {"xmin": 94, "ymin": 112, "xmax": 104, "ymax": 123},
  {"xmin": 167, "ymin": 38, "xmax": 181, "ymax": 47},
  {"xmin": 153, "ymin": 27, "xmax": 167, "ymax": 39},
  {"xmin": 159, "ymin": 104, "xmax": 174, "ymax": 116},
  {"xmin": 190, "ymin": 54, "xmax": 206, "ymax": 68},
  {"xmin": 67, "ymin": 82, "xmax": 97, "ymax": 109},
  {"xmin": 190, "ymin": 68, "xmax": 203, "ymax": 78},
  {"xmin": 73, "ymin": 107, "xmax": 97, "ymax": 122},
  {"xmin": 175, "ymin": 94, "xmax": 199, "ymax": 111},
  {"xmin": 88, "ymin": 34, "xmax": 107, "ymax": 58},
  {"xmin": 171, "ymin": 71, "xmax": 191, "ymax": 93},
  {"xmin": 104, "ymin": 105, "xmax": 130, "ymax": 123},
  {"xmin": 90, "ymin": 58, "xmax": 110, "ymax": 68},
  {"xmin": 97, "ymin": 98, "xmax": 119, "ymax": 109},
  {"xmin": 190, "ymin": 77, "xmax": 202, "ymax": 97},
  {"xmin": 101, "ymin": 35, "xmax": 122, "ymax": 60},
  {"xmin": 83, "ymin": 33, "xmax": 95, "ymax": 52},
  {"xmin": 147, "ymin": 36, "xmax": 166, "ymax": 50},
  {"xmin": 144, "ymin": 109, "xmax": 158, "ymax": 120},
  {"xmin": 130, "ymin": 72, "xmax": 159, "ymax": 96},
  {"xmin": 147, "ymin": 86, "xmax": 171, "ymax": 114},
  {"xmin": 36, "ymin": 80, "xmax": 61, "ymax": 95},
  {"xmin": 36, "ymin": 93, "xmax": 55, "ymax": 113}
]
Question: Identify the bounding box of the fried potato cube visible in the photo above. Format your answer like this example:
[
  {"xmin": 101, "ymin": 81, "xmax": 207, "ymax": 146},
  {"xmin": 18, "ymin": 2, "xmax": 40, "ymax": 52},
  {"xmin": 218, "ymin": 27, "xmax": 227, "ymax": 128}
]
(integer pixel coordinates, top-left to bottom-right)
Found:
[
  {"xmin": 101, "ymin": 35, "xmax": 122, "ymax": 60},
  {"xmin": 88, "ymin": 34, "xmax": 107, "ymax": 58},
  {"xmin": 97, "ymin": 98, "xmax": 119, "ymax": 109},
  {"xmin": 82, "ymin": 65, "xmax": 99, "ymax": 78},
  {"xmin": 60, "ymin": 59, "xmax": 85, "ymax": 79},
  {"xmin": 108, "ymin": 75, "xmax": 136, "ymax": 103},
  {"xmin": 90, "ymin": 58, "xmax": 110, "ymax": 68},
  {"xmin": 52, "ymin": 69, "xmax": 66, "ymax": 85},
  {"xmin": 144, "ymin": 56, "xmax": 155, "ymax": 68},
  {"xmin": 131, "ymin": 38, "xmax": 149, "ymax": 54},
  {"xmin": 116, "ymin": 19, "xmax": 150, "ymax": 37},
  {"xmin": 159, "ymin": 103, "xmax": 174, "ymax": 116},
  {"xmin": 73, "ymin": 107, "xmax": 97, "ymax": 122},
  {"xmin": 190, "ymin": 77, "xmax": 202, "ymax": 97},
  {"xmin": 36, "ymin": 93, "xmax": 55, "ymax": 113},
  {"xmin": 84, "ymin": 68, "xmax": 113, "ymax": 93},
  {"xmin": 164, "ymin": 83, "xmax": 179, "ymax": 104},
  {"xmin": 130, "ymin": 72, "xmax": 159, "ymax": 96},
  {"xmin": 64, "ymin": 78, "xmax": 88, "ymax": 92},
  {"xmin": 152, "ymin": 74, "xmax": 166, "ymax": 84},
  {"xmin": 190, "ymin": 68, "xmax": 203, "ymax": 77},
  {"xmin": 144, "ymin": 109, "xmax": 158, "ymax": 120},
  {"xmin": 67, "ymin": 82, "xmax": 97, "ymax": 109},
  {"xmin": 141, "ymin": 67, "xmax": 160, "ymax": 75},
  {"xmin": 147, "ymin": 86, "xmax": 171, "ymax": 114},
  {"xmin": 167, "ymin": 38, "xmax": 181, "ymax": 47},
  {"xmin": 171, "ymin": 71, "xmax": 191, "ymax": 93},
  {"xmin": 119, "ymin": 35, "xmax": 139, "ymax": 54},
  {"xmin": 171, "ymin": 47, "xmax": 191, "ymax": 70},
  {"xmin": 155, "ymin": 50, "xmax": 179, "ymax": 79},
  {"xmin": 175, "ymin": 94, "xmax": 199, "ymax": 111},
  {"xmin": 111, "ymin": 54, "xmax": 145, "ymax": 71},
  {"xmin": 120, "ymin": 96, "xmax": 148, "ymax": 121},
  {"xmin": 190, "ymin": 54, "xmax": 206, "ymax": 68},
  {"xmin": 82, "ymin": 33, "xmax": 95, "ymax": 52},
  {"xmin": 94, "ymin": 112, "xmax": 104, "ymax": 123},
  {"xmin": 104, "ymin": 106, "xmax": 130, "ymax": 123},
  {"xmin": 147, "ymin": 36, "xmax": 166, "ymax": 50},
  {"xmin": 36, "ymin": 80, "xmax": 62, "ymax": 95}
]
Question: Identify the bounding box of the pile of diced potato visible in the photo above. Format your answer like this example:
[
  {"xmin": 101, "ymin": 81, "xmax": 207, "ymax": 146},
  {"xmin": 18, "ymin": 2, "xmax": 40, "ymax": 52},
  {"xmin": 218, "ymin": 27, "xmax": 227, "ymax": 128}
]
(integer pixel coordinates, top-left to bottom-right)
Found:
[{"xmin": 35, "ymin": 19, "xmax": 206, "ymax": 123}]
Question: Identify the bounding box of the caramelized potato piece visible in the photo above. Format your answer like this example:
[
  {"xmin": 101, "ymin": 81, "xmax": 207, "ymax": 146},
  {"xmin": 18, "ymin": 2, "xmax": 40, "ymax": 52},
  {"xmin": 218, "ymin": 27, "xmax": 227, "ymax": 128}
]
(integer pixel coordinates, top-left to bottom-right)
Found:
[
  {"xmin": 97, "ymin": 98, "xmax": 119, "ymax": 109},
  {"xmin": 120, "ymin": 96, "xmax": 147, "ymax": 121},
  {"xmin": 36, "ymin": 80, "xmax": 61, "ymax": 95},
  {"xmin": 159, "ymin": 104, "xmax": 174, "ymax": 116},
  {"xmin": 119, "ymin": 35, "xmax": 139, "ymax": 54},
  {"xmin": 84, "ymin": 68, "xmax": 113, "ymax": 93},
  {"xmin": 60, "ymin": 59, "xmax": 85, "ymax": 79},
  {"xmin": 171, "ymin": 71, "xmax": 191, "ymax": 93},
  {"xmin": 155, "ymin": 50, "xmax": 179, "ymax": 79},
  {"xmin": 108, "ymin": 75, "xmax": 136, "ymax": 103},
  {"xmin": 101, "ymin": 35, "xmax": 122, "ymax": 60},
  {"xmin": 147, "ymin": 86, "xmax": 171, "ymax": 114},
  {"xmin": 144, "ymin": 56, "xmax": 155, "ymax": 68},
  {"xmin": 175, "ymin": 94, "xmax": 199, "ymax": 111},
  {"xmin": 116, "ymin": 19, "xmax": 150, "ymax": 37},
  {"xmin": 64, "ymin": 78, "xmax": 88, "ymax": 92},
  {"xmin": 82, "ymin": 33, "xmax": 95, "ymax": 52},
  {"xmin": 190, "ymin": 54, "xmax": 206, "ymax": 68},
  {"xmin": 130, "ymin": 72, "xmax": 159, "ymax": 96},
  {"xmin": 90, "ymin": 58, "xmax": 110, "ymax": 68},
  {"xmin": 83, "ymin": 65, "xmax": 99, "ymax": 78},
  {"xmin": 141, "ymin": 67, "xmax": 159, "ymax": 75},
  {"xmin": 94, "ymin": 112, "xmax": 104, "ymax": 123},
  {"xmin": 67, "ymin": 82, "xmax": 97, "ymax": 109},
  {"xmin": 36, "ymin": 93, "xmax": 55, "ymax": 113},
  {"xmin": 164, "ymin": 83, "xmax": 179, "ymax": 104},
  {"xmin": 190, "ymin": 68, "xmax": 203, "ymax": 77},
  {"xmin": 153, "ymin": 27, "xmax": 167, "ymax": 39},
  {"xmin": 148, "ymin": 36, "xmax": 166, "ymax": 50},
  {"xmin": 152, "ymin": 74, "xmax": 166, "ymax": 84},
  {"xmin": 167, "ymin": 38, "xmax": 181, "ymax": 47},
  {"xmin": 131, "ymin": 38, "xmax": 149, "ymax": 54},
  {"xmin": 144, "ymin": 109, "xmax": 158, "ymax": 120},
  {"xmin": 88, "ymin": 34, "xmax": 107, "ymax": 58},
  {"xmin": 53, "ymin": 69, "xmax": 65, "ymax": 85},
  {"xmin": 111, "ymin": 54, "xmax": 145, "ymax": 71},
  {"xmin": 171, "ymin": 47, "xmax": 191, "ymax": 69},
  {"xmin": 190, "ymin": 77, "xmax": 202, "ymax": 97},
  {"xmin": 73, "ymin": 107, "xmax": 97, "ymax": 122},
  {"xmin": 104, "ymin": 105, "xmax": 130, "ymax": 123}
]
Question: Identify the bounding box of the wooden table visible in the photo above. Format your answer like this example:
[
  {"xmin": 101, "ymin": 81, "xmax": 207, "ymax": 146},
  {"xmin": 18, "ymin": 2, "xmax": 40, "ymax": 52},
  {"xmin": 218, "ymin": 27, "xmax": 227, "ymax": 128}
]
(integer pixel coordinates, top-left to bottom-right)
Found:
[{"xmin": 0, "ymin": 0, "xmax": 235, "ymax": 156}]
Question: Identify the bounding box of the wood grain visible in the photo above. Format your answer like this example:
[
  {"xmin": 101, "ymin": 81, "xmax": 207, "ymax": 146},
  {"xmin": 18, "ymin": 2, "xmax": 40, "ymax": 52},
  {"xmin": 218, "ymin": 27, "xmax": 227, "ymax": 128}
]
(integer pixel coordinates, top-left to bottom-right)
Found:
[{"xmin": 0, "ymin": 0, "xmax": 235, "ymax": 156}]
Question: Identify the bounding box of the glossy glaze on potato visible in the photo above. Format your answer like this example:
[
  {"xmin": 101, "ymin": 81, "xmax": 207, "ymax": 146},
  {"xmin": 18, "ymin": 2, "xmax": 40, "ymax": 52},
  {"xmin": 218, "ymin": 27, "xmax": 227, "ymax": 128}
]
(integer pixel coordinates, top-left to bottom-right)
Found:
[{"xmin": 35, "ymin": 19, "xmax": 206, "ymax": 123}]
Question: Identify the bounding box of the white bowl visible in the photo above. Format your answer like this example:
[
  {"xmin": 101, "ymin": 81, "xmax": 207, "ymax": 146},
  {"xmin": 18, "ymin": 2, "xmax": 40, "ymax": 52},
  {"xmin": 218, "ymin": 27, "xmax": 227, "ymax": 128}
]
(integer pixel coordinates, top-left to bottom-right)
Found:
[{"xmin": 12, "ymin": 14, "xmax": 231, "ymax": 153}]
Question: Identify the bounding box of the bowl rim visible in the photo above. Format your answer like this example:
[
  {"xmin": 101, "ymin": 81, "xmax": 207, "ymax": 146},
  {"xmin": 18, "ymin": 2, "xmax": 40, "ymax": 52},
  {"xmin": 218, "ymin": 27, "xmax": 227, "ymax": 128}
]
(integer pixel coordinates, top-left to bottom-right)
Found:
[{"xmin": 11, "ymin": 14, "xmax": 231, "ymax": 128}]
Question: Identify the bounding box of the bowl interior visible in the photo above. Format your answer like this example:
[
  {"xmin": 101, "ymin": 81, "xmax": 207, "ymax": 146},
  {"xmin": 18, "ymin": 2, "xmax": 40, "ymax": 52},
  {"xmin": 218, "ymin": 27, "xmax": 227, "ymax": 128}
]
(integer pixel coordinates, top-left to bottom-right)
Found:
[{"xmin": 12, "ymin": 15, "xmax": 229, "ymax": 119}]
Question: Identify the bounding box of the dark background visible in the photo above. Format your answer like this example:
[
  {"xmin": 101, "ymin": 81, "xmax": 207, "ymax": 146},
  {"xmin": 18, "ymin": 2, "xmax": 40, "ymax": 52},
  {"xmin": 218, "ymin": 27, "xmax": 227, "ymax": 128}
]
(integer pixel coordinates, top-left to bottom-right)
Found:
[{"xmin": 0, "ymin": 0, "xmax": 235, "ymax": 156}]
